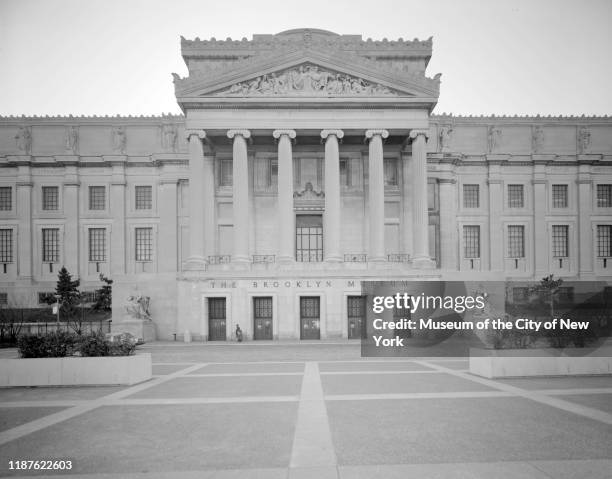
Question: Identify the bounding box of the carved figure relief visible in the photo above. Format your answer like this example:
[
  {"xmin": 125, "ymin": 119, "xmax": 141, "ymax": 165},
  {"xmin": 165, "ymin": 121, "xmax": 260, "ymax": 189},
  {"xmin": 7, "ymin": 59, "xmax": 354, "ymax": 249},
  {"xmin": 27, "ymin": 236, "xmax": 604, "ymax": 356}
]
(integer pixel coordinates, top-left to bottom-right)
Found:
[
  {"xmin": 532, "ymin": 126, "xmax": 544, "ymax": 153},
  {"xmin": 161, "ymin": 124, "xmax": 178, "ymax": 152},
  {"xmin": 293, "ymin": 182, "xmax": 325, "ymax": 198},
  {"xmin": 64, "ymin": 126, "xmax": 79, "ymax": 153},
  {"xmin": 125, "ymin": 295, "xmax": 151, "ymax": 320},
  {"xmin": 487, "ymin": 126, "xmax": 502, "ymax": 153},
  {"xmin": 438, "ymin": 125, "xmax": 453, "ymax": 152},
  {"xmin": 15, "ymin": 126, "xmax": 32, "ymax": 153},
  {"xmin": 112, "ymin": 126, "xmax": 127, "ymax": 154},
  {"xmin": 216, "ymin": 64, "xmax": 397, "ymax": 97},
  {"xmin": 578, "ymin": 126, "xmax": 590, "ymax": 154}
]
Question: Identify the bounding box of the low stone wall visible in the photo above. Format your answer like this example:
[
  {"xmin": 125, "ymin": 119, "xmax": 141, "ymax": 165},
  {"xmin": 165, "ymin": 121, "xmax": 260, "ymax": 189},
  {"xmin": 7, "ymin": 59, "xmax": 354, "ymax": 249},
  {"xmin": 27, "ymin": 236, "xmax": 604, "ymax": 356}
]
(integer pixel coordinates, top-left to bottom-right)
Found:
[
  {"xmin": 469, "ymin": 347, "xmax": 612, "ymax": 378},
  {"xmin": 0, "ymin": 353, "xmax": 152, "ymax": 387}
]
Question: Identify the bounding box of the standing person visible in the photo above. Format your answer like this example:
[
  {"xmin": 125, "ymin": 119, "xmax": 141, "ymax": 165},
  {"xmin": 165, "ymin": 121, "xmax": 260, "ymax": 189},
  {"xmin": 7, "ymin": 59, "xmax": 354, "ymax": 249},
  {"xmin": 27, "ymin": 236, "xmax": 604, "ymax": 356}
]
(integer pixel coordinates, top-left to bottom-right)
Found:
[{"xmin": 235, "ymin": 325, "xmax": 243, "ymax": 342}]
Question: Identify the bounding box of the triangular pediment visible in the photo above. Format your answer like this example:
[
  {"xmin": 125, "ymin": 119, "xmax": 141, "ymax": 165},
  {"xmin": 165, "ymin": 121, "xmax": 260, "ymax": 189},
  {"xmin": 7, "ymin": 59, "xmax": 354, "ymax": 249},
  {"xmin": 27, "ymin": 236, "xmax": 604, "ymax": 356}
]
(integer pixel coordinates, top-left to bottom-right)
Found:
[{"xmin": 175, "ymin": 49, "xmax": 440, "ymax": 100}]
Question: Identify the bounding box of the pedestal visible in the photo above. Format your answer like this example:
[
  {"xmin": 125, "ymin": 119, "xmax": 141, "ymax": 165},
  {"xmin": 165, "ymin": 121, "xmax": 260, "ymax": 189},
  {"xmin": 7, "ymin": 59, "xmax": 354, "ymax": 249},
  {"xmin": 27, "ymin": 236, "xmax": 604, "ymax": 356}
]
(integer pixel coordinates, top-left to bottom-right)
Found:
[{"xmin": 111, "ymin": 316, "xmax": 157, "ymax": 342}]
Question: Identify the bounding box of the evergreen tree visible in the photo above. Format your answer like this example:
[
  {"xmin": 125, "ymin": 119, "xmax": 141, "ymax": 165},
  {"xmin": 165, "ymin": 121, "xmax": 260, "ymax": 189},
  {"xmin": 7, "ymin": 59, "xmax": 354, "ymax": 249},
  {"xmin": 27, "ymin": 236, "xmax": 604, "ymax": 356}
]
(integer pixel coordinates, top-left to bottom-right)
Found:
[
  {"xmin": 54, "ymin": 267, "xmax": 81, "ymax": 319},
  {"xmin": 93, "ymin": 274, "xmax": 113, "ymax": 313}
]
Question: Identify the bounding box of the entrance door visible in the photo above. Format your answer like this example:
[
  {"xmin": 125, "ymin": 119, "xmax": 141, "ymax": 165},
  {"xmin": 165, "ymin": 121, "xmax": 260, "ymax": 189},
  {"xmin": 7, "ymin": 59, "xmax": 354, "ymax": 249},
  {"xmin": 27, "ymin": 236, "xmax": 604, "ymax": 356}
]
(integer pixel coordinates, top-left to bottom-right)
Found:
[
  {"xmin": 208, "ymin": 298, "xmax": 226, "ymax": 341},
  {"xmin": 347, "ymin": 296, "xmax": 366, "ymax": 339},
  {"xmin": 253, "ymin": 297, "xmax": 273, "ymax": 340},
  {"xmin": 300, "ymin": 296, "xmax": 320, "ymax": 340}
]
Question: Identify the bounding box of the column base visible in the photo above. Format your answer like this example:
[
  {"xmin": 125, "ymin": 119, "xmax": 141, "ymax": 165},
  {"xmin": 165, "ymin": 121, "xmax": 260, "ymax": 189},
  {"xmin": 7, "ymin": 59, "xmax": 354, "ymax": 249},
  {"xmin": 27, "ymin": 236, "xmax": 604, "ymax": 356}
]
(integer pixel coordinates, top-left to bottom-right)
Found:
[
  {"xmin": 412, "ymin": 256, "xmax": 437, "ymax": 269},
  {"xmin": 184, "ymin": 257, "xmax": 207, "ymax": 271}
]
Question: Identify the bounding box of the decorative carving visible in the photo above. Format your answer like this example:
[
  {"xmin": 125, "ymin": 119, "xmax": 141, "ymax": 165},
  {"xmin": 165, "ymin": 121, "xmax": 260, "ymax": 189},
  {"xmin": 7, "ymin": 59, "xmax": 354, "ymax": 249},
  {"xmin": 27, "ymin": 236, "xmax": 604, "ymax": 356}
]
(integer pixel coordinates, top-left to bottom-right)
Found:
[
  {"xmin": 161, "ymin": 123, "xmax": 178, "ymax": 152},
  {"xmin": 125, "ymin": 295, "xmax": 151, "ymax": 320},
  {"xmin": 438, "ymin": 125, "xmax": 453, "ymax": 152},
  {"xmin": 293, "ymin": 182, "xmax": 324, "ymax": 198},
  {"xmin": 64, "ymin": 126, "xmax": 78, "ymax": 153},
  {"xmin": 578, "ymin": 126, "xmax": 590, "ymax": 154},
  {"xmin": 112, "ymin": 126, "xmax": 127, "ymax": 154},
  {"xmin": 487, "ymin": 126, "xmax": 502, "ymax": 153},
  {"xmin": 532, "ymin": 126, "xmax": 544, "ymax": 153},
  {"xmin": 15, "ymin": 126, "xmax": 31, "ymax": 153},
  {"xmin": 215, "ymin": 64, "xmax": 397, "ymax": 97}
]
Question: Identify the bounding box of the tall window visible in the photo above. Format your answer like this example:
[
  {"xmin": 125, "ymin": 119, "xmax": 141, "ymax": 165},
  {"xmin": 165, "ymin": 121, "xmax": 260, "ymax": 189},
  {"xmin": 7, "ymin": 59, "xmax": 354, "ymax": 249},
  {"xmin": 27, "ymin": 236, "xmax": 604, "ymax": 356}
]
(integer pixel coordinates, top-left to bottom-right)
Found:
[
  {"xmin": 135, "ymin": 227, "xmax": 153, "ymax": 262},
  {"xmin": 296, "ymin": 215, "xmax": 323, "ymax": 262},
  {"xmin": 383, "ymin": 158, "xmax": 398, "ymax": 186},
  {"xmin": 552, "ymin": 184, "xmax": 568, "ymax": 208},
  {"xmin": 339, "ymin": 159, "xmax": 349, "ymax": 186},
  {"xmin": 220, "ymin": 159, "xmax": 233, "ymax": 187},
  {"xmin": 135, "ymin": 186, "xmax": 152, "ymax": 210},
  {"xmin": 597, "ymin": 184, "xmax": 612, "ymax": 207},
  {"xmin": 0, "ymin": 229, "xmax": 13, "ymax": 263},
  {"xmin": 42, "ymin": 228, "xmax": 59, "ymax": 262},
  {"xmin": 507, "ymin": 225, "xmax": 525, "ymax": 258},
  {"xmin": 0, "ymin": 187, "xmax": 12, "ymax": 210},
  {"xmin": 463, "ymin": 184, "xmax": 479, "ymax": 208},
  {"xmin": 508, "ymin": 184, "xmax": 524, "ymax": 208},
  {"xmin": 597, "ymin": 225, "xmax": 612, "ymax": 257},
  {"xmin": 88, "ymin": 228, "xmax": 106, "ymax": 262},
  {"xmin": 89, "ymin": 186, "xmax": 106, "ymax": 210},
  {"xmin": 463, "ymin": 225, "xmax": 480, "ymax": 258},
  {"xmin": 552, "ymin": 225, "xmax": 568, "ymax": 257},
  {"xmin": 42, "ymin": 186, "xmax": 59, "ymax": 210}
]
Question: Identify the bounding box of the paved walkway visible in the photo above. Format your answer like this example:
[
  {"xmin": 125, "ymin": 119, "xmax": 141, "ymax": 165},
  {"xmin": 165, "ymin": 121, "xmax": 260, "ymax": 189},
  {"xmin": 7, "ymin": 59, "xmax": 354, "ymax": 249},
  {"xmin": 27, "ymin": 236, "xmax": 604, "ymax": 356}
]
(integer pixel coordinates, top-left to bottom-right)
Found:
[{"xmin": 0, "ymin": 342, "xmax": 611, "ymax": 478}]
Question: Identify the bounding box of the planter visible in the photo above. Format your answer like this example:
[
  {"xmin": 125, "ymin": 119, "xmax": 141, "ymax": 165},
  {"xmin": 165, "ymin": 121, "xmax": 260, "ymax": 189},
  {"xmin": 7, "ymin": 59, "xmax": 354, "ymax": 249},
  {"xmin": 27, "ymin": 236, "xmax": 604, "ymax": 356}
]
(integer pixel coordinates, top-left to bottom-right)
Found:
[
  {"xmin": 0, "ymin": 353, "xmax": 152, "ymax": 387},
  {"xmin": 469, "ymin": 347, "xmax": 612, "ymax": 378}
]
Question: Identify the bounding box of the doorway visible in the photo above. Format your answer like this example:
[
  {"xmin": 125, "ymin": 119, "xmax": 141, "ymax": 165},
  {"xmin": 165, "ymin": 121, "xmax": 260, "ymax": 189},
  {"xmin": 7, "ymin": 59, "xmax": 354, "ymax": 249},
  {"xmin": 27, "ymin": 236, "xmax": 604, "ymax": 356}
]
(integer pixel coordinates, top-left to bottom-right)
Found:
[
  {"xmin": 253, "ymin": 297, "xmax": 273, "ymax": 340},
  {"xmin": 300, "ymin": 296, "xmax": 321, "ymax": 340},
  {"xmin": 208, "ymin": 298, "xmax": 227, "ymax": 341}
]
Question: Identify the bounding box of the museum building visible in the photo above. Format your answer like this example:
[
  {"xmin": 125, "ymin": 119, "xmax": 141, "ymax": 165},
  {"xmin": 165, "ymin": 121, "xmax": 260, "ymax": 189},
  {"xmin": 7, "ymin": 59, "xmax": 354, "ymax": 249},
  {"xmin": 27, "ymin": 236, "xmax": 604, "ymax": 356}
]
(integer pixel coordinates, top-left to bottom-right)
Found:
[{"xmin": 0, "ymin": 29, "xmax": 611, "ymax": 340}]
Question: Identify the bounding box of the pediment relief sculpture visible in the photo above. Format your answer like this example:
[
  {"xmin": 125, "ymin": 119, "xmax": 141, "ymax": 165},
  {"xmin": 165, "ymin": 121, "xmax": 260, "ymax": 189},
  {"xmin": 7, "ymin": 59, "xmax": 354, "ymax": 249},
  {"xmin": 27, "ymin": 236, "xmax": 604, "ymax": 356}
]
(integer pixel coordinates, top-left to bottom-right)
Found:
[
  {"xmin": 294, "ymin": 182, "xmax": 325, "ymax": 198},
  {"xmin": 214, "ymin": 64, "xmax": 398, "ymax": 97}
]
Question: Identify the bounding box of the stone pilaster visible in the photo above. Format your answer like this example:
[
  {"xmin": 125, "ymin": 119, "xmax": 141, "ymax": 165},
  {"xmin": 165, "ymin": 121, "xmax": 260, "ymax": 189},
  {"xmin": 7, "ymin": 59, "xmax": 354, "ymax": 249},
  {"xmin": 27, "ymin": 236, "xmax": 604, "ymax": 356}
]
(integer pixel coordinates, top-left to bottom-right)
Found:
[
  {"xmin": 438, "ymin": 177, "xmax": 458, "ymax": 270},
  {"xmin": 365, "ymin": 129, "xmax": 388, "ymax": 262},
  {"xmin": 320, "ymin": 130, "xmax": 343, "ymax": 262},
  {"xmin": 15, "ymin": 163, "xmax": 33, "ymax": 281},
  {"xmin": 410, "ymin": 129, "xmax": 435, "ymax": 268},
  {"xmin": 533, "ymin": 158, "xmax": 549, "ymax": 276},
  {"xmin": 577, "ymin": 158, "xmax": 593, "ymax": 276},
  {"xmin": 158, "ymin": 175, "xmax": 178, "ymax": 273},
  {"xmin": 487, "ymin": 160, "xmax": 503, "ymax": 272},
  {"xmin": 273, "ymin": 129, "xmax": 296, "ymax": 264},
  {"xmin": 62, "ymin": 163, "xmax": 80, "ymax": 277},
  {"xmin": 108, "ymin": 159, "xmax": 126, "ymax": 275},
  {"xmin": 228, "ymin": 129, "xmax": 251, "ymax": 264}
]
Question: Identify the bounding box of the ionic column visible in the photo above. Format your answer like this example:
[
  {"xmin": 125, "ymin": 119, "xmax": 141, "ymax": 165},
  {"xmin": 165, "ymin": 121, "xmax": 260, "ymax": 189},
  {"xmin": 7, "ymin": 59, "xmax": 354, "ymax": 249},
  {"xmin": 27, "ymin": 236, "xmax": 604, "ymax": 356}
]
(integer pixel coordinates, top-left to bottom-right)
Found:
[
  {"xmin": 321, "ymin": 130, "xmax": 343, "ymax": 262},
  {"xmin": 410, "ymin": 129, "xmax": 434, "ymax": 268},
  {"xmin": 227, "ymin": 130, "xmax": 251, "ymax": 264},
  {"xmin": 273, "ymin": 129, "xmax": 296, "ymax": 263},
  {"xmin": 185, "ymin": 130, "xmax": 208, "ymax": 269},
  {"xmin": 366, "ymin": 129, "xmax": 388, "ymax": 262}
]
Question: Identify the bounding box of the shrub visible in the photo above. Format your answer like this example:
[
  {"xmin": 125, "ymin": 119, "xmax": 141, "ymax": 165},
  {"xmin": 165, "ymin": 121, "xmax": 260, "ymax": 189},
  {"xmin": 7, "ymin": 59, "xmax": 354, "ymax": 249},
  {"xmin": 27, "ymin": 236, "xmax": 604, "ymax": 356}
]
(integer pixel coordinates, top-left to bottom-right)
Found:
[
  {"xmin": 18, "ymin": 331, "xmax": 77, "ymax": 358},
  {"xmin": 76, "ymin": 331, "xmax": 110, "ymax": 357}
]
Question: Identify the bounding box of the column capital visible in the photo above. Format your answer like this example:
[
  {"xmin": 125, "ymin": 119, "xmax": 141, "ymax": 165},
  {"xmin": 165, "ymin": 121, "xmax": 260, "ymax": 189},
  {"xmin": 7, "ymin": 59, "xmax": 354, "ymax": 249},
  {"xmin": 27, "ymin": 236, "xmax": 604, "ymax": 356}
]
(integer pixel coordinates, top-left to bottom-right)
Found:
[
  {"xmin": 321, "ymin": 129, "xmax": 344, "ymax": 140},
  {"xmin": 409, "ymin": 129, "xmax": 429, "ymax": 140},
  {"xmin": 273, "ymin": 129, "xmax": 296, "ymax": 140},
  {"xmin": 227, "ymin": 129, "xmax": 251, "ymax": 139},
  {"xmin": 184, "ymin": 129, "xmax": 207, "ymax": 140},
  {"xmin": 365, "ymin": 129, "xmax": 389, "ymax": 140}
]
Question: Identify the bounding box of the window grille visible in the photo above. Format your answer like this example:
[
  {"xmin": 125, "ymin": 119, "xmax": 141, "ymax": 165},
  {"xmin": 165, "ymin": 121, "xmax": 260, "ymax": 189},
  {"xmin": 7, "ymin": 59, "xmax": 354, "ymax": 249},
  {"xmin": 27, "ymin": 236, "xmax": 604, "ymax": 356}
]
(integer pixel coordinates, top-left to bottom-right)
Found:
[
  {"xmin": 220, "ymin": 159, "xmax": 233, "ymax": 187},
  {"xmin": 42, "ymin": 186, "xmax": 59, "ymax": 210},
  {"xmin": 296, "ymin": 215, "xmax": 323, "ymax": 262},
  {"xmin": 383, "ymin": 158, "xmax": 398, "ymax": 186},
  {"xmin": 597, "ymin": 225, "xmax": 612, "ymax": 257},
  {"xmin": 508, "ymin": 225, "xmax": 525, "ymax": 258},
  {"xmin": 135, "ymin": 186, "xmax": 152, "ymax": 210},
  {"xmin": 88, "ymin": 228, "xmax": 106, "ymax": 262},
  {"xmin": 552, "ymin": 225, "xmax": 568, "ymax": 257},
  {"xmin": 42, "ymin": 228, "xmax": 59, "ymax": 262},
  {"xmin": 0, "ymin": 187, "xmax": 12, "ymax": 210},
  {"xmin": 463, "ymin": 225, "xmax": 480, "ymax": 258},
  {"xmin": 508, "ymin": 184, "xmax": 524, "ymax": 208},
  {"xmin": 463, "ymin": 184, "xmax": 479, "ymax": 208},
  {"xmin": 135, "ymin": 227, "xmax": 153, "ymax": 262},
  {"xmin": 89, "ymin": 186, "xmax": 105, "ymax": 210},
  {"xmin": 0, "ymin": 229, "xmax": 13, "ymax": 263},
  {"xmin": 597, "ymin": 184, "xmax": 612, "ymax": 207},
  {"xmin": 552, "ymin": 184, "xmax": 568, "ymax": 208},
  {"xmin": 0, "ymin": 293, "xmax": 7, "ymax": 305}
]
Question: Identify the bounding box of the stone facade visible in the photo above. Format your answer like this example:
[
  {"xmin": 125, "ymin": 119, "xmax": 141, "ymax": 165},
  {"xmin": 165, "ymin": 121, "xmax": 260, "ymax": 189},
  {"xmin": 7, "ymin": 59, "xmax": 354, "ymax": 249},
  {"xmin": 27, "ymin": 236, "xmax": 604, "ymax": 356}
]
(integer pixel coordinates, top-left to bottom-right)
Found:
[{"xmin": 1, "ymin": 29, "xmax": 611, "ymax": 340}]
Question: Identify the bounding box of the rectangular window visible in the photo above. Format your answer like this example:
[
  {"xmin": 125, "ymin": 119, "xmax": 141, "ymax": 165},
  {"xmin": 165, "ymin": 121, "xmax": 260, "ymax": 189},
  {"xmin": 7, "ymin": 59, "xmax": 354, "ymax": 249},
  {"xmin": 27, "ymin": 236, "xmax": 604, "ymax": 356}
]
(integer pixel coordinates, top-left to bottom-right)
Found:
[
  {"xmin": 89, "ymin": 186, "xmax": 106, "ymax": 210},
  {"xmin": 0, "ymin": 293, "xmax": 7, "ymax": 305},
  {"xmin": 552, "ymin": 184, "xmax": 568, "ymax": 208},
  {"xmin": 463, "ymin": 184, "xmax": 479, "ymax": 208},
  {"xmin": 508, "ymin": 225, "xmax": 525, "ymax": 258},
  {"xmin": 220, "ymin": 159, "xmax": 233, "ymax": 187},
  {"xmin": 508, "ymin": 184, "xmax": 524, "ymax": 208},
  {"xmin": 463, "ymin": 225, "xmax": 480, "ymax": 258},
  {"xmin": 270, "ymin": 160, "xmax": 278, "ymax": 188},
  {"xmin": 80, "ymin": 291, "xmax": 98, "ymax": 303},
  {"xmin": 42, "ymin": 228, "xmax": 59, "ymax": 262},
  {"xmin": 38, "ymin": 292, "xmax": 55, "ymax": 304},
  {"xmin": 88, "ymin": 228, "xmax": 106, "ymax": 262},
  {"xmin": 135, "ymin": 227, "xmax": 153, "ymax": 262},
  {"xmin": 597, "ymin": 225, "xmax": 612, "ymax": 257},
  {"xmin": 339, "ymin": 159, "xmax": 349, "ymax": 186},
  {"xmin": 42, "ymin": 186, "xmax": 59, "ymax": 210},
  {"xmin": 384, "ymin": 158, "xmax": 398, "ymax": 186},
  {"xmin": 296, "ymin": 215, "xmax": 323, "ymax": 262},
  {"xmin": 0, "ymin": 229, "xmax": 13, "ymax": 263},
  {"xmin": 0, "ymin": 187, "xmax": 12, "ymax": 210},
  {"xmin": 135, "ymin": 186, "xmax": 152, "ymax": 210},
  {"xmin": 552, "ymin": 225, "xmax": 568, "ymax": 257},
  {"xmin": 597, "ymin": 184, "xmax": 612, "ymax": 208}
]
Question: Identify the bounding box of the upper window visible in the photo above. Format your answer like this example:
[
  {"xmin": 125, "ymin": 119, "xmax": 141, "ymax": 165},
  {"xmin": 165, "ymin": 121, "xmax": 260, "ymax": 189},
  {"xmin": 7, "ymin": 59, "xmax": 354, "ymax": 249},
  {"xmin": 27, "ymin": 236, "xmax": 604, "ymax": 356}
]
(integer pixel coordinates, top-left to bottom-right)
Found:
[
  {"xmin": 507, "ymin": 225, "xmax": 525, "ymax": 258},
  {"xmin": 135, "ymin": 186, "xmax": 152, "ymax": 210},
  {"xmin": 339, "ymin": 159, "xmax": 349, "ymax": 187},
  {"xmin": 220, "ymin": 159, "xmax": 233, "ymax": 187},
  {"xmin": 42, "ymin": 186, "xmax": 59, "ymax": 211},
  {"xmin": 42, "ymin": 228, "xmax": 60, "ymax": 262},
  {"xmin": 296, "ymin": 215, "xmax": 323, "ymax": 262},
  {"xmin": 383, "ymin": 158, "xmax": 398, "ymax": 187},
  {"xmin": 0, "ymin": 187, "xmax": 12, "ymax": 211},
  {"xmin": 552, "ymin": 184, "xmax": 568, "ymax": 208},
  {"xmin": 507, "ymin": 184, "xmax": 524, "ymax": 208},
  {"xmin": 89, "ymin": 186, "xmax": 106, "ymax": 210},
  {"xmin": 463, "ymin": 225, "xmax": 480, "ymax": 258},
  {"xmin": 0, "ymin": 229, "xmax": 13, "ymax": 263},
  {"xmin": 597, "ymin": 184, "xmax": 612, "ymax": 208},
  {"xmin": 597, "ymin": 225, "xmax": 612, "ymax": 257},
  {"xmin": 463, "ymin": 184, "xmax": 479, "ymax": 208}
]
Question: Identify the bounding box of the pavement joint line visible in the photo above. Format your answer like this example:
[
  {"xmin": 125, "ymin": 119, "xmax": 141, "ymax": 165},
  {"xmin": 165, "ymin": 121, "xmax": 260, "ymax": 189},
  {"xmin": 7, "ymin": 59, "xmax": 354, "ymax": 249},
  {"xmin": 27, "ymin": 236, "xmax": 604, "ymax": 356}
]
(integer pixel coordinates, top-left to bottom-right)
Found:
[
  {"xmin": 152, "ymin": 362, "xmax": 197, "ymax": 366},
  {"xmin": 107, "ymin": 396, "xmax": 300, "ymax": 405},
  {"xmin": 289, "ymin": 361, "xmax": 337, "ymax": 469},
  {"xmin": 325, "ymin": 391, "xmax": 514, "ymax": 401},
  {"xmin": 0, "ymin": 363, "xmax": 206, "ymax": 446},
  {"xmin": 416, "ymin": 360, "xmax": 612, "ymax": 426},
  {"xmin": 320, "ymin": 370, "xmax": 447, "ymax": 375},
  {"xmin": 184, "ymin": 372, "xmax": 304, "ymax": 377},
  {"xmin": 540, "ymin": 387, "xmax": 612, "ymax": 395}
]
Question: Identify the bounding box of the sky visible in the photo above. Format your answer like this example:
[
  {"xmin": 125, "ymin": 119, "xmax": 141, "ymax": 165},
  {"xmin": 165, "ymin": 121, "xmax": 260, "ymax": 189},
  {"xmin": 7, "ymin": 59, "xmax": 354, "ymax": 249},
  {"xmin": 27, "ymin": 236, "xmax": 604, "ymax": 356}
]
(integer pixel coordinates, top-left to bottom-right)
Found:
[{"xmin": 0, "ymin": 0, "xmax": 611, "ymax": 117}]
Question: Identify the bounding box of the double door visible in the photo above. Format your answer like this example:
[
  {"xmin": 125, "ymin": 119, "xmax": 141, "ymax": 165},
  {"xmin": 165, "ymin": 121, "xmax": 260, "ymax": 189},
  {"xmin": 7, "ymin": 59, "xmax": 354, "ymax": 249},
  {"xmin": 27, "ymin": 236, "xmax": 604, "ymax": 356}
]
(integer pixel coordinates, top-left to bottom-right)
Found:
[{"xmin": 300, "ymin": 296, "xmax": 320, "ymax": 340}]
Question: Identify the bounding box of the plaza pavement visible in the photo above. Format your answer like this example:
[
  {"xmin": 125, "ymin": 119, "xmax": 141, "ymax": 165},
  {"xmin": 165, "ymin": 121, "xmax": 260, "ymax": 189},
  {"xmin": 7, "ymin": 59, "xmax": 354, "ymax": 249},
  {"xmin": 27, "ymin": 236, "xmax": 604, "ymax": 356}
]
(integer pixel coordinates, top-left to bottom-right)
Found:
[{"xmin": 0, "ymin": 341, "xmax": 611, "ymax": 478}]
